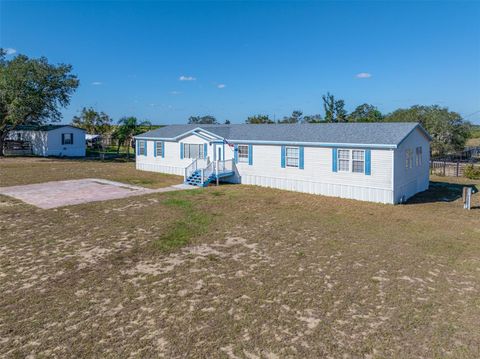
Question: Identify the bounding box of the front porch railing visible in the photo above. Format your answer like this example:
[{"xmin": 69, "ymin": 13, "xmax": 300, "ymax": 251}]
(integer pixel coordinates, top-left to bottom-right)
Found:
[
  {"xmin": 216, "ymin": 159, "xmax": 234, "ymax": 173},
  {"xmin": 184, "ymin": 159, "xmax": 198, "ymax": 180}
]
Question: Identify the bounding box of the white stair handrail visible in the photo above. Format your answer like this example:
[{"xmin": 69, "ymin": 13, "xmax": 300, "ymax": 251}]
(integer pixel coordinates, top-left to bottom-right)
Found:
[{"xmin": 184, "ymin": 158, "xmax": 198, "ymax": 180}]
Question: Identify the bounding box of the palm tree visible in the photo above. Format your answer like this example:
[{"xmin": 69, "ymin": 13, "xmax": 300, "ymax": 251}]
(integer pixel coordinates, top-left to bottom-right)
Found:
[{"xmin": 116, "ymin": 116, "xmax": 151, "ymax": 159}]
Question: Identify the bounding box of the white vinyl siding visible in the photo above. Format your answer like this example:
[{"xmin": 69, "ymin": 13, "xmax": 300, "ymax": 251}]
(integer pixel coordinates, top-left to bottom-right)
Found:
[
  {"xmin": 285, "ymin": 146, "xmax": 299, "ymax": 168},
  {"xmin": 238, "ymin": 145, "xmax": 249, "ymax": 163},
  {"xmin": 235, "ymin": 145, "xmax": 394, "ymax": 204},
  {"xmin": 394, "ymin": 128, "xmax": 430, "ymax": 203}
]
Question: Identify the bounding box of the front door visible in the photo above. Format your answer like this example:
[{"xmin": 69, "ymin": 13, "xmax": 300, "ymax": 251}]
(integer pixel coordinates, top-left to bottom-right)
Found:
[{"xmin": 215, "ymin": 145, "xmax": 223, "ymax": 161}]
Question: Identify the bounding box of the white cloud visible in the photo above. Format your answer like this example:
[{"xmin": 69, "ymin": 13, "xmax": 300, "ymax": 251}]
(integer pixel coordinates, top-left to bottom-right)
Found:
[
  {"xmin": 4, "ymin": 48, "xmax": 16, "ymax": 55},
  {"xmin": 91, "ymin": 81, "xmax": 103, "ymax": 85},
  {"xmin": 217, "ymin": 84, "xmax": 226, "ymax": 89},
  {"xmin": 170, "ymin": 91, "xmax": 181, "ymax": 95},
  {"xmin": 355, "ymin": 72, "xmax": 372, "ymax": 79},
  {"xmin": 179, "ymin": 75, "xmax": 196, "ymax": 81}
]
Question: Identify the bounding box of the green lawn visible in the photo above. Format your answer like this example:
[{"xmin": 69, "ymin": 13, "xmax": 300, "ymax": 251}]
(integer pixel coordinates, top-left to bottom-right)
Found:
[{"xmin": 0, "ymin": 158, "xmax": 479, "ymax": 358}]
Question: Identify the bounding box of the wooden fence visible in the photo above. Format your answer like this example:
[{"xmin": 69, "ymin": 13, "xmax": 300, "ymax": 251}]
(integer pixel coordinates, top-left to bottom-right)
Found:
[
  {"xmin": 3, "ymin": 140, "xmax": 32, "ymax": 156},
  {"xmin": 430, "ymin": 160, "xmax": 478, "ymax": 177}
]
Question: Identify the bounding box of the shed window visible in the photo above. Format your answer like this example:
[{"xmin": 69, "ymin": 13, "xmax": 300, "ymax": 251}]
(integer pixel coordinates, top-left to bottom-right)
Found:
[
  {"xmin": 183, "ymin": 144, "xmax": 204, "ymax": 159},
  {"xmin": 62, "ymin": 133, "xmax": 73, "ymax": 145},
  {"xmin": 338, "ymin": 149, "xmax": 350, "ymax": 172},
  {"xmin": 352, "ymin": 150, "xmax": 365, "ymax": 173},
  {"xmin": 285, "ymin": 146, "xmax": 299, "ymax": 168},
  {"xmin": 405, "ymin": 148, "xmax": 413, "ymax": 169},
  {"xmin": 415, "ymin": 146, "xmax": 422, "ymax": 166},
  {"xmin": 138, "ymin": 140, "xmax": 146, "ymax": 155},
  {"xmin": 156, "ymin": 141, "xmax": 163, "ymax": 157},
  {"xmin": 237, "ymin": 145, "xmax": 249, "ymax": 163}
]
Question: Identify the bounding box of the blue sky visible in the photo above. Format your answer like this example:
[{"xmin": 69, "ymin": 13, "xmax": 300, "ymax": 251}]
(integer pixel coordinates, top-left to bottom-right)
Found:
[{"xmin": 1, "ymin": 1, "xmax": 479, "ymax": 124}]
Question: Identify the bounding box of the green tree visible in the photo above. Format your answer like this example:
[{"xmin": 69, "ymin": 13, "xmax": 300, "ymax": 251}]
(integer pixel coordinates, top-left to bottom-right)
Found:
[
  {"xmin": 0, "ymin": 49, "xmax": 79, "ymax": 155},
  {"xmin": 72, "ymin": 107, "xmax": 111, "ymax": 134},
  {"xmin": 348, "ymin": 103, "xmax": 383, "ymax": 122},
  {"xmin": 322, "ymin": 93, "xmax": 348, "ymax": 122},
  {"xmin": 335, "ymin": 99, "xmax": 348, "ymax": 122},
  {"xmin": 322, "ymin": 93, "xmax": 335, "ymax": 122},
  {"xmin": 188, "ymin": 115, "xmax": 218, "ymax": 124},
  {"xmin": 278, "ymin": 110, "xmax": 303, "ymax": 124},
  {"xmin": 385, "ymin": 105, "xmax": 471, "ymax": 155},
  {"xmin": 116, "ymin": 116, "xmax": 151, "ymax": 159},
  {"xmin": 303, "ymin": 114, "xmax": 323, "ymax": 123},
  {"xmin": 224, "ymin": 119, "xmax": 231, "ymax": 124},
  {"xmin": 246, "ymin": 115, "xmax": 274, "ymax": 124}
]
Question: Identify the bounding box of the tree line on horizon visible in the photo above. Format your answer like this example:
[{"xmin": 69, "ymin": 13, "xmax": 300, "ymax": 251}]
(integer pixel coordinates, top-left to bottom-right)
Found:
[
  {"xmin": 187, "ymin": 93, "xmax": 472, "ymax": 155},
  {"xmin": 0, "ymin": 49, "xmax": 474, "ymax": 156}
]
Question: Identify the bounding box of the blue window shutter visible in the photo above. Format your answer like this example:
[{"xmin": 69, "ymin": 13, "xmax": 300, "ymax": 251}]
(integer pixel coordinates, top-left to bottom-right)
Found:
[
  {"xmin": 248, "ymin": 144, "xmax": 253, "ymax": 165},
  {"xmin": 332, "ymin": 148, "xmax": 338, "ymax": 172},
  {"xmin": 162, "ymin": 141, "xmax": 165, "ymax": 158},
  {"xmin": 180, "ymin": 143, "xmax": 184, "ymax": 159},
  {"xmin": 135, "ymin": 140, "xmax": 138, "ymax": 155},
  {"xmin": 154, "ymin": 141, "xmax": 157, "ymax": 157},
  {"xmin": 281, "ymin": 145, "xmax": 286, "ymax": 168},
  {"xmin": 234, "ymin": 144, "xmax": 238, "ymax": 163},
  {"xmin": 299, "ymin": 146, "xmax": 304, "ymax": 169},
  {"xmin": 204, "ymin": 143, "xmax": 208, "ymax": 159},
  {"xmin": 143, "ymin": 141, "xmax": 147, "ymax": 156},
  {"xmin": 365, "ymin": 149, "xmax": 371, "ymax": 175}
]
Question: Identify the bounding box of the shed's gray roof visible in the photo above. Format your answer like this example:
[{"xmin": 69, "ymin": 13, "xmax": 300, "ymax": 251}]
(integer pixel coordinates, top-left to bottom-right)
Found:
[
  {"xmin": 136, "ymin": 123, "xmax": 429, "ymax": 147},
  {"xmin": 10, "ymin": 124, "xmax": 85, "ymax": 132}
]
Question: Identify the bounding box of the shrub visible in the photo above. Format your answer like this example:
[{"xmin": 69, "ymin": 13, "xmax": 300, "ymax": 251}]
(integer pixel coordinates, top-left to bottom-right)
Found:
[{"xmin": 464, "ymin": 164, "xmax": 480, "ymax": 180}]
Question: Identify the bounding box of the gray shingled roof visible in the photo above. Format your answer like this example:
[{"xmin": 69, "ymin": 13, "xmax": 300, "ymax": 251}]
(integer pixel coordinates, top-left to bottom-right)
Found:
[
  {"xmin": 136, "ymin": 123, "xmax": 428, "ymax": 147},
  {"xmin": 11, "ymin": 124, "xmax": 85, "ymax": 132}
]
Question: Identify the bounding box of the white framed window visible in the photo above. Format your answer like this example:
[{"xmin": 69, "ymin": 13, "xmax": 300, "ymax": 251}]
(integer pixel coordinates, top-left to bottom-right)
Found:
[
  {"xmin": 415, "ymin": 146, "xmax": 422, "ymax": 166},
  {"xmin": 62, "ymin": 133, "xmax": 73, "ymax": 145},
  {"xmin": 183, "ymin": 143, "xmax": 204, "ymax": 159},
  {"xmin": 352, "ymin": 150, "xmax": 365, "ymax": 173},
  {"xmin": 337, "ymin": 149, "xmax": 365, "ymax": 173},
  {"xmin": 156, "ymin": 141, "xmax": 163, "ymax": 157},
  {"xmin": 138, "ymin": 140, "xmax": 146, "ymax": 155},
  {"xmin": 338, "ymin": 149, "xmax": 350, "ymax": 172},
  {"xmin": 285, "ymin": 146, "xmax": 299, "ymax": 167},
  {"xmin": 237, "ymin": 145, "xmax": 249, "ymax": 163},
  {"xmin": 405, "ymin": 148, "xmax": 413, "ymax": 169}
]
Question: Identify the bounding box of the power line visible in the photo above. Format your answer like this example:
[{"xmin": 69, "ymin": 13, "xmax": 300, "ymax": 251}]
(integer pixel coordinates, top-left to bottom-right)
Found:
[{"xmin": 464, "ymin": 110, "xmax": 480, "ymax": 118}]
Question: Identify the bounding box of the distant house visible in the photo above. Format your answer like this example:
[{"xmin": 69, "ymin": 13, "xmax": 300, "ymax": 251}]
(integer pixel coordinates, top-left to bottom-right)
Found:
[
  {"xmin": 6, "ymin": 125, "xmax": 86, "ymax": 157},
  {"xmin": 85, "ymin": 134, "xmax": 102, "ymax": 148},
  {"xmin": 134, "ymin": 123, "xmax": 431, "ymax": 204}
]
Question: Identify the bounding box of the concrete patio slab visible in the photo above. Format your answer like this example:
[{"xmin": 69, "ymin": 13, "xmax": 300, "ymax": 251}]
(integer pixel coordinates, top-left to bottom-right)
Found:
[{"xmin": 0, "ymin": 178, "xmax": 197, "ymax": 209}]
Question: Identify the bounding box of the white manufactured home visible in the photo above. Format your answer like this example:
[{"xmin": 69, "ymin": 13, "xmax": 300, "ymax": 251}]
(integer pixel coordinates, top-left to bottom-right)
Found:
[
  {"xmin": 6, "ymin": 125, "xmax": 86, "ymax": 157},
  {"xmin": 135, "ymin": 123, "xmax": 431, "ymax": 204}
]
